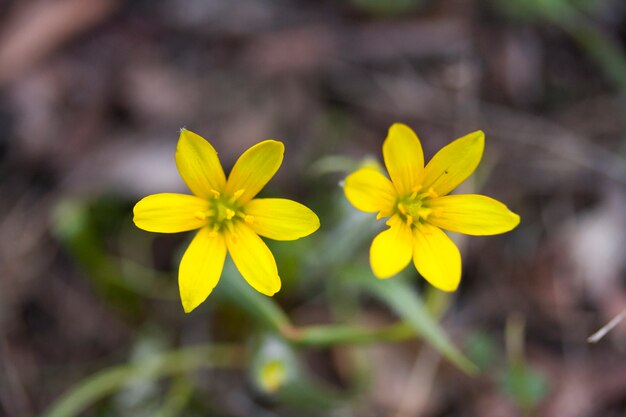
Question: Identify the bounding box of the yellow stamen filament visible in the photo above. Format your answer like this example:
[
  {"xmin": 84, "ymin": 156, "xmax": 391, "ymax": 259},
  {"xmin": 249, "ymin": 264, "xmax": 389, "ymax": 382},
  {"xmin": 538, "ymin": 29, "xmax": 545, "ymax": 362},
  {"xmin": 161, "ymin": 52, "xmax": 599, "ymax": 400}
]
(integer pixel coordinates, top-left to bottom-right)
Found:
[{"xmin": 222, "ymin": 221, "xmax": 236, "ymax": 242}]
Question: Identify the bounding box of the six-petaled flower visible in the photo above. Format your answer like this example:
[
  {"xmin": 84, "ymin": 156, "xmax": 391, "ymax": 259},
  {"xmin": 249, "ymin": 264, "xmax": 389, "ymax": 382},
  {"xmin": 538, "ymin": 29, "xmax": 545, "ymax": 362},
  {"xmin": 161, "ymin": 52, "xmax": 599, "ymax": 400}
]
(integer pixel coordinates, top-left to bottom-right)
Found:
[
  {"xmin": 133, "ymin": 129, "xmax": 320, "ymax": 313},
  {"xmin": 344, "ymin": 123, "xmax": 520, "ymax": 291}
]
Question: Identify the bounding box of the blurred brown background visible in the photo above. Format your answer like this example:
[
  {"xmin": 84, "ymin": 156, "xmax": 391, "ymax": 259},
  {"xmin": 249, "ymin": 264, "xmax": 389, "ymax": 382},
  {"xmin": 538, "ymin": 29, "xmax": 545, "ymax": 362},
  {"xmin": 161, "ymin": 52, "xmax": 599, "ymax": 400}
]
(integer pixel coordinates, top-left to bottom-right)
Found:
[{"xmin": 0, "ymin": 0, "xmax": 625, "ymax": 416}]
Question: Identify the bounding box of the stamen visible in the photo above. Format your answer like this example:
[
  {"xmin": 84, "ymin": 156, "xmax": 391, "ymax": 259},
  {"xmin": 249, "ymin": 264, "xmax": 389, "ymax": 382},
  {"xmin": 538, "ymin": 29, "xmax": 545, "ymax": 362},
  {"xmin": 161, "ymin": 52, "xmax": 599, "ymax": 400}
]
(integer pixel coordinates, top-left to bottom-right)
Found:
[
  {"xmin": 417, "ymin": 208, "xmax": 432, "ymax": 220},
  {"xmin": 225, "ymin": 209, "xmax": 236, "ymax": 220},
  {"xmin": 244, "ymin": 215, "xmax": 254, "ymax": 224},
  {"xmin": 233, "ymin": 189, "xmax": 245, "ymax": 199},
  {"xmin": 397, "ymin": 203, "xmax": 407, "ymax": 215},
  {"xmin": 225, "ymin": 222, "xmax": 236, "ymax": 243},
  {"xmin": 406, "ymin": 215, "xmax": 414, "ymax": 225},
  {"xmin": 426, "ymin": 187, "xmax": 438, "ymax": 199},
  {"xmin": 209, "ymin": 189, "xmax": 221, "ymax": 198},
  {"xmin": 410, "ymin": 184, "xmax": 422, "ymax": 199}
]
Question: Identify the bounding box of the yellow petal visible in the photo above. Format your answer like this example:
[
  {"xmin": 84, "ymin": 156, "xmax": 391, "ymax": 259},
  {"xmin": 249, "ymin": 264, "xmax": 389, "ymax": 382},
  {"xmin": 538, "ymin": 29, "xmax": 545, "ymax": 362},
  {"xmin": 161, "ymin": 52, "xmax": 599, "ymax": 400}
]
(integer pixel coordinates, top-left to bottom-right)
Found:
[
  {"xmin": 225, "ymin": 140, "xmax": 284, "ymax": 205},
  {"xmin": 383, "ymin": 123, "xmax": 424, "ymax": 195},
  {"xmin": 176, "ymin": 129, "xmax": 226, "ymax": 198},
  {"xmin": 226, "ymin": 221, "xmax": 281, "ymax": 296},
  {"xmin": 370, "ymin": 218, "xmax": 413, "ymax": 278},
  {"xmin": 422, "ymin": 131, "xmax": 484, "ymax": 197},
  {"xmin": 133, "ymin": 193, "xmax": 209, "ymax": 233},
  {"xmin": 413, "ymin": 223, "xmax": 461, "ymax": 292},
  {"xmin": 244, "ymin": 198, "xmax": 320, "ymax": 241},
  {"xmin": 425, "ymin": 194, "xmax": 520, "ymax": 235},
  {"xmin": 179, "ymin": 228, "xmax": 227, "ymax": 313},
  {"xmin": 344, "ymin": 168, "xmax": 396, "ymax": 214}
]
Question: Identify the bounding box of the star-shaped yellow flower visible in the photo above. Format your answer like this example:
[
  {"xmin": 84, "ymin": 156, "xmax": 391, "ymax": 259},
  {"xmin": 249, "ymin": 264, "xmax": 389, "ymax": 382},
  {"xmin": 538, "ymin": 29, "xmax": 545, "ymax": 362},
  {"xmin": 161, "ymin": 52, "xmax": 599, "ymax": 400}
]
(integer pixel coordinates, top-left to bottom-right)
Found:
[
  {"xmin": 133, "ymin": 129, "xmax": 320, "ymax": 313},
  {"xmin": 344, "ymin": 123, "xmax": 520, "ymax": 291}
]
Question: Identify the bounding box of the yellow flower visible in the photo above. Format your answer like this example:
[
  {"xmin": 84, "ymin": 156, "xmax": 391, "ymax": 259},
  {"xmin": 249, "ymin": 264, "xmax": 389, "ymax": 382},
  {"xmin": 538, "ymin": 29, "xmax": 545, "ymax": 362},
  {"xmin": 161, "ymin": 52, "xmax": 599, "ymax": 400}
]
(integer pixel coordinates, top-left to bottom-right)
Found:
[
  {"xmin": 344, "ymin": 123, "xmax": 520, "ymax": 291},
  {"xmin": 133, "ymin": 129, "xmax": 320, "ymax": 313}
]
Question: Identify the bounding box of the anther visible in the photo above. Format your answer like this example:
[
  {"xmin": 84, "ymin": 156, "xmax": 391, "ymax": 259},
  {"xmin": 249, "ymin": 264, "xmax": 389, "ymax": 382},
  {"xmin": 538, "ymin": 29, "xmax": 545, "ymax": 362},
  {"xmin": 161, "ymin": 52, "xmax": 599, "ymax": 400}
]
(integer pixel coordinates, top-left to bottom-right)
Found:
[
  {"xmin": 410, "ymin": 184, "xmax": 422, "ymax": 199},
  {"xmin": 427, "ymin": 187, "xmax": 438, "ymax": 199},
  {"xmin": 233, "ymin": 189, "xmax": 245, "ymax": 199},
  {"xmin": 209, "ymin": 189, "xmax": 221, "ymax": 198},
  {"xmin": 225, "ymin": 209, "xmax": 236, "ymax": 220},
  {"xmin": 417, "ymin": 208, "xmax": 432, "ymax": 220},
  {"xmin": 244, "ymin": 215, "xmax": 254, "ymax": 224},
  {"xmin": 406, "ymin": 215, "xmax": 414, "ymax": 225},
  {"xmin": 397, "ymin": 203, "xmax": 407, "ymax": 215}
]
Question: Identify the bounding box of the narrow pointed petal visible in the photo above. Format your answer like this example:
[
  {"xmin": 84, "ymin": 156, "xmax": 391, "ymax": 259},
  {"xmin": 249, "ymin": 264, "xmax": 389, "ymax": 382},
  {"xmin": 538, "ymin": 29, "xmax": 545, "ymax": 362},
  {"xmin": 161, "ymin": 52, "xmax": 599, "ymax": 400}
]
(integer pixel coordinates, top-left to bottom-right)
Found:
[
  {"xmin": 413, "ymin": 223, "xmax": 461, "ymax": 292},
  {"xmin": 226, "ymin": 221, "xmax": 281, "ymax": 296},
  {"xmin": 370, "ymin": 218, "xmax": 413, "ymax": 278},
  {"xmin": 344, "ymin": 168, "xmax": 396, "ymax": 214},
  {"xmin": 422, "ymin": 131, "xmax": 484, "ymax": 197},
  {"xmin": 244, "ymin": 198, "xmax": 320, "ymax": 241},
  {"xmin": 225, "ymin": 140, "xmax": 284, "ymax": 205},
  {"xmin": 383, "ymin": 123, "xmax": 424, "ymax": 195},
  {"xmin": 425, "ymin": 194, "xmax": 520, "ymax": 235},
  {"xmin": 133, "ymin": 193, "xmax": 209, "ymax": 233},
  {"xmin": 176, "ymin": 129, "xmax": 226, "ymax": 198},
  {"xmin": 179, "ymin": 228, "xmax": 227, "ymax": 313}
]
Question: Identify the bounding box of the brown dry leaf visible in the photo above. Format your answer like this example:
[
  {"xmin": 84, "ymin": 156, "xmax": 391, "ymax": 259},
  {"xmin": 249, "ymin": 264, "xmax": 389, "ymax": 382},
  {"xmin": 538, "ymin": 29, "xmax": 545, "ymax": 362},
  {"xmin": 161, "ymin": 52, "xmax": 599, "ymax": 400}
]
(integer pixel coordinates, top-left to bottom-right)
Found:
[{"xmin": 0, "ymin": 0, "xmax": 120, "ymax": 86}]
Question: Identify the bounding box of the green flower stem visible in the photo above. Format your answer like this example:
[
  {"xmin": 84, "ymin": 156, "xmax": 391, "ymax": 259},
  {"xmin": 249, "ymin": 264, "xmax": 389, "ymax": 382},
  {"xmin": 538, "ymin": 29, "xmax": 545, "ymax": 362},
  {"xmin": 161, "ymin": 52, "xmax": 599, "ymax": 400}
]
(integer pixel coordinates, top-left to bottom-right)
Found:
[
  {"xmin": 284, "ymin": 322, "xmax": 416, "ymax": 347},
  {"xmin": 358, "ymin": 277, "xmax": 478, "ymax": 375},
  {"xmin": 42, "ymin": 344, "xmax": 244, "ymax": 417},
  {"xmin": 218, "ymin": 260, "xmax": 292, "ymax": 332}
]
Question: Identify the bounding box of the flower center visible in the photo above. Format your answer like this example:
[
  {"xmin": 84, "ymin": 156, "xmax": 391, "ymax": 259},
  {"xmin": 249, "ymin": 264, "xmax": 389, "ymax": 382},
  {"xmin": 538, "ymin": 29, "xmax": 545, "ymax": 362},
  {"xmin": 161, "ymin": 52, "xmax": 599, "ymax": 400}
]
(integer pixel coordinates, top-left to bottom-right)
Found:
[
  {"xmin": 194, "ymin": 189, "xmax": 254, "ymax": 237},
  {"xmin": 393, "ymin": 186, "xmax": 438, "ymax": 227}
]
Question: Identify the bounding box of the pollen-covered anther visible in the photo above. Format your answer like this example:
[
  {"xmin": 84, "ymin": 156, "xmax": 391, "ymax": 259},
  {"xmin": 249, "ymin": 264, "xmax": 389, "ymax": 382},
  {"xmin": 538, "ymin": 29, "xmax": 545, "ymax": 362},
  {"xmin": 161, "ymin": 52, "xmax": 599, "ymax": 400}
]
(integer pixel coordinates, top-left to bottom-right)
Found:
[
  {"xmin": 232, "ymin": 189, "xmax": 245, "ymax": 200},
  {"xmin": 209, "ymin": 189, "xmax": 221, "ymax": 198},
  {"xmin": 409, "ymin": 184, "xmax": 422, "ymax": 199},
  {"xmin": 417, "ymin": 207, "xmax": 433, "ymax": 220},
  {"xmin": 426, "ymin": 187, "xmax": 438, "ymax": 199},
  {"xmin": 225, "ymin": 209, "xmax": 236, "ymax": 220}
]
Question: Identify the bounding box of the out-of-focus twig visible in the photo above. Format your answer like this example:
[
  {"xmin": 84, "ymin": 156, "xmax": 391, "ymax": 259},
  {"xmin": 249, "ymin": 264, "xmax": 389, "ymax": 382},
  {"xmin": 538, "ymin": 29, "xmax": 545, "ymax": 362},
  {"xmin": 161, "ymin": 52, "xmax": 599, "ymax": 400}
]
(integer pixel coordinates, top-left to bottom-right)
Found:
[
  {"xmin": 587, "ymin": 307, "xmax": 626, "ymax": 343},
  {"xmin": 0, "ymin": 0, "xmax": 120, "ymax": 86}
]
